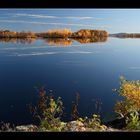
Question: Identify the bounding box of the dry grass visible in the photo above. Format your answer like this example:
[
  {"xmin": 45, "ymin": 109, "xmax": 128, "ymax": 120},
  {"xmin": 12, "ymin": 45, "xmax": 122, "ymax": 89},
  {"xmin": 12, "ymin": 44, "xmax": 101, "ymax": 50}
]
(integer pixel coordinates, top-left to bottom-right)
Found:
[
  {"xmin": 37, "ymin": 28, "xmax": 72, "ymax": 38},
  {"xmin": 0, "ymin": 30, "xmax": 36, "ymax": 38}
]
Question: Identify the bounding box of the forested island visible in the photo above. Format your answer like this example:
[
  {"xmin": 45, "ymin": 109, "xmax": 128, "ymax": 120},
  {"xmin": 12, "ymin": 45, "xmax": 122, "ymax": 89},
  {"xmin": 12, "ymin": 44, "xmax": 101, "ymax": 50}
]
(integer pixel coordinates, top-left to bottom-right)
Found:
[{"xmin": 0, "ymin": 29, "xmax": 108, "ymax": 39}]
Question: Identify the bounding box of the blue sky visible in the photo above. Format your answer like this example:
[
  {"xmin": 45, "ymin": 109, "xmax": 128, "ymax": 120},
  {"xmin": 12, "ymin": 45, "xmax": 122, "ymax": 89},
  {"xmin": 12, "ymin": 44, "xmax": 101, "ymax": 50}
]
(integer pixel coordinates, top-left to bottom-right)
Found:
[{"xmin": 0, "ymin": 9, "xmax": 140, "ymax": 33}]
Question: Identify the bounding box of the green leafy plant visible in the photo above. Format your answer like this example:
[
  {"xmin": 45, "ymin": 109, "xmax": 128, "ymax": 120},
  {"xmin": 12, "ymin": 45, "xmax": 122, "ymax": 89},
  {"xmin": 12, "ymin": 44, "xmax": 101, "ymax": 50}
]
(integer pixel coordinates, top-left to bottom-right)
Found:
[
  {"xmin": 125, "ymin": 111, "xmax": 140, "ymax": 130},
  {"xmin": 76, "ymin": 114, "xmax": 103, "ymax": 131},
  {"xmin": 30, "ymin": 88, "xmax": 65, "ymax": 131}
]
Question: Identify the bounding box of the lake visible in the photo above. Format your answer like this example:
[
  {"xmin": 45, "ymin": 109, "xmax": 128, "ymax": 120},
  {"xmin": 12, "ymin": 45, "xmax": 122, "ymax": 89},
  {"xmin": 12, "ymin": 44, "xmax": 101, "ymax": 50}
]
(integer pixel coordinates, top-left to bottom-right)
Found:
[{"xmin": 0, "ymin": 37, "xmax": 140, "ymax": 125}]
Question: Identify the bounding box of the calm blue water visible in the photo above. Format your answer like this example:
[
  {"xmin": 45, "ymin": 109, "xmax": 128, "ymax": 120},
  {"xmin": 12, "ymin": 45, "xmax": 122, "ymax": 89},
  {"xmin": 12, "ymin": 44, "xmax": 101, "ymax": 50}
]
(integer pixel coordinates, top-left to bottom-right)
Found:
[{"xmin": 0, "ymin": 37, "xmax": 140, "ymax": 125}]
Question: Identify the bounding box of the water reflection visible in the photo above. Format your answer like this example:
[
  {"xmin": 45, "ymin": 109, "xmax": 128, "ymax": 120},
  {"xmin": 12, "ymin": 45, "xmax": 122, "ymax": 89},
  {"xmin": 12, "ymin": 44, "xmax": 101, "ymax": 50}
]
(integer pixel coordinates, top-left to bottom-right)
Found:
[
  {"xmin": 73, "ymin": 37, "xmax": 108, "ymax": 44},
  {"xmin": 44, "ymin": 38, "xmax": 73, "ymax": 47},
  {"xmin": 0, "ymin": 37, "xmax": 108, "ymax": 46},
  {"xmin": 0, "ymin": 38, "xmax": 36, "ymax": 44},
  {"xmin": 44, "ymin": 37, "xmax": 108, "ymax": 46}
]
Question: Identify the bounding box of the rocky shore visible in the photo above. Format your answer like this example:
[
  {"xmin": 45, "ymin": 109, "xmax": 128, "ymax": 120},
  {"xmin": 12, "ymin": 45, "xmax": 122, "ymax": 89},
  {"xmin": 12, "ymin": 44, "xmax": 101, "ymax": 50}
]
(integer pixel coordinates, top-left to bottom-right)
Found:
[{"xmin": 14, "ymin": 121, "xmax": 120, "ymax": 132}]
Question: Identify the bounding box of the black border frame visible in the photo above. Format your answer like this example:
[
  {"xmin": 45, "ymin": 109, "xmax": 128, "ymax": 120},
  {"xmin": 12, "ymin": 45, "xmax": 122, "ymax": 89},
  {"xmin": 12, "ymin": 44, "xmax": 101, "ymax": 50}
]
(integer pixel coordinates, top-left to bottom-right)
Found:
[
  {"xmin": 0, "ymin": 0, "xmax": 139, "ymax": 8},
  {"xmin": 0, "ymin": 0, "xmax": 140, "ymax": 139}
]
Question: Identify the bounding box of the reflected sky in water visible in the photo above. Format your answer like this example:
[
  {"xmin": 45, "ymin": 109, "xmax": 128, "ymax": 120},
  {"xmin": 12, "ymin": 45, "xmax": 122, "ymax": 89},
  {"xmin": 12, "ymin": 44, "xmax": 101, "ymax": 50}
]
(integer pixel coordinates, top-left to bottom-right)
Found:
[{"xmin": 0, "ymin": 37, "xmax": 140, "ymax": 125}]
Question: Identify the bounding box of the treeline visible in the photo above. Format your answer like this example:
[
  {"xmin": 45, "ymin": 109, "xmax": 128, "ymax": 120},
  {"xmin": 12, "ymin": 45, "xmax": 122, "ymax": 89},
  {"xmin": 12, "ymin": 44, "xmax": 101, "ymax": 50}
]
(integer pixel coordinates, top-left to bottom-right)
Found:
[
  {"xmin": 71, "ymin": 29, "xmax": 108, "ymax": 38},
  {"xmin": 0, "ymin": 30, "xmax": 36, "ymax": 38},
  {"xmin": 36, "ymin": 29, "xmax": 72, "ymax": 38},
  {"xmin": 37, "ymin": 29, "xmax": 108, "ymax": 38},
  {"xmin": 0, "ymin": 29, "xmax": 108, "ymax": 39}
]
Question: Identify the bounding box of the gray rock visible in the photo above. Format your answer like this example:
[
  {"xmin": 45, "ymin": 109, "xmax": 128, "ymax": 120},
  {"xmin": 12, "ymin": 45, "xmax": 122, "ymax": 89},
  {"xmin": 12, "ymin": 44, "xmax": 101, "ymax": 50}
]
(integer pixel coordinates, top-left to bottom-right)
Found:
[
  {"xmin": 64, "ymin": 121, "xmax": 86, "ymax": 131},
  {"xmin": 16, "ymin": 125, "xmax": 38, "ymax": 132}
]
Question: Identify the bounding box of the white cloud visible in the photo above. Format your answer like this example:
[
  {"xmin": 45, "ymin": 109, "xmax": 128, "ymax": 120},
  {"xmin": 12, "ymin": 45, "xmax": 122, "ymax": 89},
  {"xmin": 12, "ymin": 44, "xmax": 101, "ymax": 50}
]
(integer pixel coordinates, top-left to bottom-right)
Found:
[
  {"xmin": 0, "ymin": 19, "xmax": 110, "ymax": 29},
  {"xmin": 13, "ymin": 13, "xmax": 103, "ymax": 20},
  {"xmin": 14, "ymin": 14, "xmax": 58, "ymax": 19},
  {"xmin": 0, "ymin": 20, "xmax": 96, "ymax": 27}
]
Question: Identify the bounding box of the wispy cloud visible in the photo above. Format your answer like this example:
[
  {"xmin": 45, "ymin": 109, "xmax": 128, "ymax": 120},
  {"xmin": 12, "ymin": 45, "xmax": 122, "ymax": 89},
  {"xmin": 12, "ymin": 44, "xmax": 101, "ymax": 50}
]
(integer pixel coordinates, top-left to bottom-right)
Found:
[
  {"xmin": 13, "ymin": 13, "xmax": 103, "ymax": 20},
  {"xmin": 64, "ymin": 17, "xmax": 94, "ymax": 20},
  {"xmin": 0, "ymin": 20, "xmax": 96, "ymax": 27},
  {"xmin": 14, "ymin": 14, "xmax": 58, "ymax": 19},
  {"xmin": 0, "ymin": 19, "xmax": 110, "ymax": 29}
]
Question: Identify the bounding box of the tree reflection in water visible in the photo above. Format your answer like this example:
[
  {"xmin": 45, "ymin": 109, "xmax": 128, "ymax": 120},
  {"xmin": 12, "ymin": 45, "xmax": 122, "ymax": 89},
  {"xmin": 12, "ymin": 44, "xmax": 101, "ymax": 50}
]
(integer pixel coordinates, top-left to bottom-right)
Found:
[
  {"xmin": 0, "ymin": 38, "xmax": 36, "ymax": 44},
  {"xmin": 0, "ymin": 36, "xmax": 108, "ymax": 46},
  {"xmin": 73, "ymin": 37, "xmax": 108, "ymax": 44},
  {"xmin": 44, "ymin": 38, "xmax": 73, "ymax": 47},
  {"xmin": 44, "ymin": 37, "xmax": 108, "ymax": 47}
]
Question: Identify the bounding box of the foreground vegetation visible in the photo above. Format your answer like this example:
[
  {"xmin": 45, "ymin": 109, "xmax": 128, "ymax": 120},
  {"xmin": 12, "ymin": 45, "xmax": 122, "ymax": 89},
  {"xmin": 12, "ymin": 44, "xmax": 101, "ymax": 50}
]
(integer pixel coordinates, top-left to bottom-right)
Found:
[
  {"xmin": 29, "ymin": 77, "xmax": 140, "ymax": 131},
  {"xmin": 28, "ymin": 89, "xmax": 106, "ymax": 132},
  {"xmin": 114, "ymin": 76, "xmax": 140, "ymax": 130},
  {"xmin": 1, "ymin": 76, "xmax": 140, "ymax": 132}
]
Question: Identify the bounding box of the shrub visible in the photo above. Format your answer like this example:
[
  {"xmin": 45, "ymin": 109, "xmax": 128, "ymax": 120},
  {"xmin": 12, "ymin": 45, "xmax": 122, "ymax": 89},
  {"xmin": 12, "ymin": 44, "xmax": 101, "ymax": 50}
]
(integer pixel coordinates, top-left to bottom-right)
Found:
[
  {"xmin": 30, "ymin": 88, "xmax": 65, "ymax": 131},
  {"xmin": 125, "ymin": 111, "xmax": 140, "ymax": 130},
  {"xmin": 114, "ymin": 76, "xmax": 140, "ymax": 130},
  {"xmin": 0, "ymin": 30, "xmax": 36, "ymax": 38},
  {"xmin": 72, "ymin": 29, "xmax": 108, "ymax": 38},
  {"xmin": 114, "ymin": 76, "xmax": 140, "ymax": 117},
  {"xmin": 42, "ymin": 28, "xmax": 72, "ymax": 38},
  {"xmin": 76, "ymin": 114, "xmax": 103, "ymax": 131}
]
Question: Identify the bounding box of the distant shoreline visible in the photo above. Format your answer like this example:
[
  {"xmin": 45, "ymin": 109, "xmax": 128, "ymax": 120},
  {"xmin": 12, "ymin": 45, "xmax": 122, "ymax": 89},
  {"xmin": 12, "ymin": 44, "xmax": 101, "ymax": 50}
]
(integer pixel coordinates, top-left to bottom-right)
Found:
[{"xmin": 109, "ymin": 33, "xmax": 140, "ymax": 38}]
